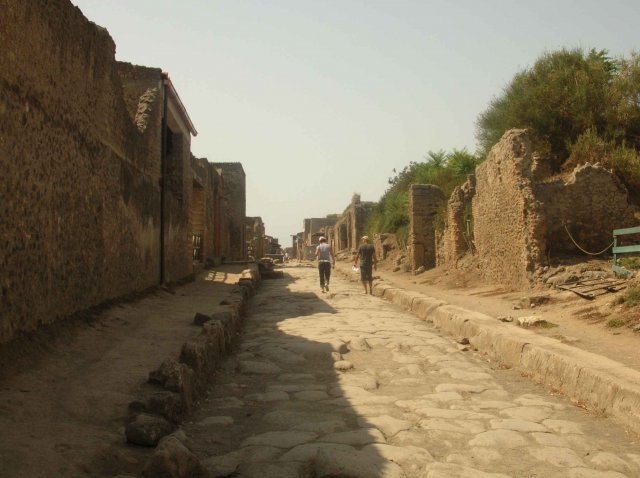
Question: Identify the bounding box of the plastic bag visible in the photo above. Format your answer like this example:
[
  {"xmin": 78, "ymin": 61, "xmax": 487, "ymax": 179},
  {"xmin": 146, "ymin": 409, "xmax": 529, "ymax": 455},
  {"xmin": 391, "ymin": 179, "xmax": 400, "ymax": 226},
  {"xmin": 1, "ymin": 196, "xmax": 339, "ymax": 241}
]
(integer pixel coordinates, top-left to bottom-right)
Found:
[{"xmin": 351, "ymin": 265, "xmax": 360, "ymax": 273}]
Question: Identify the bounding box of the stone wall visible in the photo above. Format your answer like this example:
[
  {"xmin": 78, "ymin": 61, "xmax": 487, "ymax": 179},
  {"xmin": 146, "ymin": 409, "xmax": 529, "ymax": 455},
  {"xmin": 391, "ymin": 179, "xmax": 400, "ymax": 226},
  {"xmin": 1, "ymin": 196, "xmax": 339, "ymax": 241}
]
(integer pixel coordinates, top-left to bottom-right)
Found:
[
  {"xmin": 408, "ymin": 185, "xmax": 445, "ymax": 271},
  {"xmin": 327, "ymin": 194, "xmax": 374, "ymax": 253},
  {"xmin": 212, "ymin": 167, "xmax": 229, "ymax": 262},
  {"xmin": 211, "ymin": 163, "xmax": 246, "ymax": 261},
  {"xmin": 191, "ymin": 156, "xmax": 218, "ymax": 264},
  {"xmin": 246, "ymin": 216, "xmax": 265, "ymax": 259},
  {"xmin": 472, "ymin": 130, "xmax": 545, "ymax": 288},
  {"xmin": 537, "ymin": 163, "xmax": 637, "ymax": 256},
  {"xmin": 468, "ymin": 129, "xmax": 638, "ymax": 288},
  {"xmin": 438, "ymin": 176, "xmax": 475, "ymax": 265},
  {"xmin": 0, "ymin": 0, "xmax": 198, "ymax": 344}
]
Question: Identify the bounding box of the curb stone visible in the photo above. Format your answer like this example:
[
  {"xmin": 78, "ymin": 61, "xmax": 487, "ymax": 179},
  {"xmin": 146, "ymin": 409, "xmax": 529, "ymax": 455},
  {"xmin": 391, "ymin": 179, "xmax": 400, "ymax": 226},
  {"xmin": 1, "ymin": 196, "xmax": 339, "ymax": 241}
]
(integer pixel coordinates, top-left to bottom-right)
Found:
[{"xmin": 131, "ymin": 264, "xmax": 261, "ymax": 475}]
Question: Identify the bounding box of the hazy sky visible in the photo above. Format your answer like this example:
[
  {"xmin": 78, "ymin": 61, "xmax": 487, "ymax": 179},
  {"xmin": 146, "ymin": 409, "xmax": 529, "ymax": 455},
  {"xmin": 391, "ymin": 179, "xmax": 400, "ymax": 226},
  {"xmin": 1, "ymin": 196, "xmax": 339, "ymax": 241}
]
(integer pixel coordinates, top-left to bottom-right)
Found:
[{"xmin": 71, "ymin": 0, "xmax": 639, "ymax": 245}]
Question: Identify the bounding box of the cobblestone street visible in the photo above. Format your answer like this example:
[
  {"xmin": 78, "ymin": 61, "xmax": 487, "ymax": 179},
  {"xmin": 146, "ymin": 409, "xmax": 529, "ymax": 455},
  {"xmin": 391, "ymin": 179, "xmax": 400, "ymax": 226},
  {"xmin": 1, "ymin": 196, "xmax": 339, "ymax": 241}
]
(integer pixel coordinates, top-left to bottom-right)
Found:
[{"xmin": 184, "ymin": 264, "xmax": 640, "ymax": 478}]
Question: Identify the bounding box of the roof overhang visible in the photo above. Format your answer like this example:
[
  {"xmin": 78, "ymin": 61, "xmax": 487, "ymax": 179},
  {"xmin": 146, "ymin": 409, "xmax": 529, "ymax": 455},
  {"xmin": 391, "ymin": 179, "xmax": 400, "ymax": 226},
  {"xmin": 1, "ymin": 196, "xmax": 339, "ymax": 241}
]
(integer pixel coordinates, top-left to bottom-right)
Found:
[{"xmin": 162, "ymin": 71, "xmax": 198, "ymax": 137}]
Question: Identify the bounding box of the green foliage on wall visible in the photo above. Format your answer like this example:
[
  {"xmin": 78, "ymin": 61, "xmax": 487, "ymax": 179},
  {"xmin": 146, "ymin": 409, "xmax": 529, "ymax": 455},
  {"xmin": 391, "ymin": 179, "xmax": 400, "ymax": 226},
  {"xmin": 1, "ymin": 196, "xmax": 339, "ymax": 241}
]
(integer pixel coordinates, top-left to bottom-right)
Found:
[
  {"xmin": 476, "ymin": 48, "xmax": 640, "ymax": 193},
  {"xmin": 366, "ymin": 149, "xmax": 479, "ymax": 240},
  {"xmin": 366, "ymin": 47, "xmax": 640, "ymax": 241}
]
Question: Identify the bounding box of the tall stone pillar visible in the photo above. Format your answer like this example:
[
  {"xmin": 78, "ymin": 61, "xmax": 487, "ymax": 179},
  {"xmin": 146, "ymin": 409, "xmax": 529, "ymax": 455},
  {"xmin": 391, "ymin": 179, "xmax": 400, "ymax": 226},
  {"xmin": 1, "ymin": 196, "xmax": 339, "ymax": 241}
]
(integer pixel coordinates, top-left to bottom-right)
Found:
[{"xmin": 409, "ymin": 184, "xmax": 445, "ymax": 272}]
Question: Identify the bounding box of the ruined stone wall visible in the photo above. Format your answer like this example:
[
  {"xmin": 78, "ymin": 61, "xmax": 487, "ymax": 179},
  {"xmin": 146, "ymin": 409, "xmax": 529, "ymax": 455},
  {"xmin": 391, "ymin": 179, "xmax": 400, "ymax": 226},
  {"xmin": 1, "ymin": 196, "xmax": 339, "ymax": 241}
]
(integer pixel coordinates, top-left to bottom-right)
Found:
[
  {"xmin": 211, "ymin": 167, "xmax": 228, "ymax": 260},
  {"xmin": 439, "ymin": 176, "xmax": 475, "ymax": 266},
  {"xmin": 409, "ymin": 185, "xmax": 445, "ymax": 271},
  {"xmin": 191, "ymin": 156, "xmax": 216, "ymax": 263},
  {"xmin": 537, "ymin": 164, "xmax": 637, "ymax": 256},
  {"xmin": 116, "ymin": 62, "xmax": 163, "ymax": 179},
  {"xmin": 245, "ymin": 216, "xmax": 265, "ymax": 259},
  {"xmin": 472, "ymin": 130, "xmax": 546, "ymax": 288},
  {"xmin": 327, "ymin": 195, "xmax": 374, "ymax": 253},
  {"xmin": 0, "ymin": 0, "xmax": 194, "ymax": 344},
  {"xmin": 211, "ymin": 163, "xmax": 246, "ymax": 260},
  {"xmin": 310, "ymin": 218, "xmax": 335, "ymax": 239},
  {"xmin": 330, "ymin": 215, "xmax": 350, "ymax": 251},
  {"xmin": 302, "ymin": 218, "xmax": 335, "ymax": 246}
]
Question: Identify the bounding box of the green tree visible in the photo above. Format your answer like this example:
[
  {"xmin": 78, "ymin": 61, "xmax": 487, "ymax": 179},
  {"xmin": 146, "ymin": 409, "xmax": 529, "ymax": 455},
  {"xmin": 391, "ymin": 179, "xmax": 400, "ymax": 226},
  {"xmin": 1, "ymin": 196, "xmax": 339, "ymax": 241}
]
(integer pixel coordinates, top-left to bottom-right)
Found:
[
  {"xmin": 366, "ymin": 149, "xmax": 480, "ymax": 239},
  {"xmin": 476, "ymin": 48, "xmax": 615, "ymax": 163}
]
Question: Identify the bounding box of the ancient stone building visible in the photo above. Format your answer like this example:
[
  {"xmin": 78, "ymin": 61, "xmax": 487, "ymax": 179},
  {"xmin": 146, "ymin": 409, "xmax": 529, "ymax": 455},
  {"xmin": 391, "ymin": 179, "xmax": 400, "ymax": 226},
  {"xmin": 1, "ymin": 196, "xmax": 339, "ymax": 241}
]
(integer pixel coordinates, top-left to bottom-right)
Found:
[
  {"xmin": 211, "ymin": 163, "xmax": 246, "ymax": 261},
  {"xmin": 245, "ymin": 217, "xmax": 265, "ymax": 260},
  {"xmin": 0, "ymin": 0, "xmax": 251, "ymax": 344},
  {"xmin": 298, "ymin": 217, "xmax": 337, "ymax": 260},
  {"xmin": 326, "ymin": 194, "xmax": 375, "ymax": 252},
  {"xmin": 408, "ymin": 185, "xmax": 445, "ymax": 272},
  {"xmin": 293, "ymin": 232, "xmax": 303, "ymax": 259},
  {"xmin": 264, "ymin": 236, "xmax": 282, "ymax": 255},
  {"xmin": 212, "ymin": 167, "xmax": 230, "ymax": 262},
  {"xmin": 440, "ymin": 129, "xmax": 638, "ymax": 287},
  {"xmin": 191, "ymin": 156, "xmax": 223, "ymax": 265}
]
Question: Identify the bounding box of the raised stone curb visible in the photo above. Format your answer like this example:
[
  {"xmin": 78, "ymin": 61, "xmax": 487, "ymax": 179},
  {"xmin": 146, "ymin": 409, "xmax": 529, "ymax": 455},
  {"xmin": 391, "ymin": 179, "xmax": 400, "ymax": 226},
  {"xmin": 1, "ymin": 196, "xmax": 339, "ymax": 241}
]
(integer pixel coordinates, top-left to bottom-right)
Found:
[
  {"xmin": 127, "ymin": 265, "xmax": 261, "ymax": 458},
  {"xmin": 336, "ymin": 263, "xmax": 640, "ymax": 435},
  {"xmin": 373, "ymin": 280, "xmax": 640, "ymax": 435}
]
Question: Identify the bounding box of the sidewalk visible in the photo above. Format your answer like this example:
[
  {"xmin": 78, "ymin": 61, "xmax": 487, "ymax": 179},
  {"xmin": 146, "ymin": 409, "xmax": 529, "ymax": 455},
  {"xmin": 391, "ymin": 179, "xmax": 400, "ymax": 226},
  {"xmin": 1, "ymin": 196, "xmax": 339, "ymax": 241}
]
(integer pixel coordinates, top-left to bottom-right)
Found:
[
  {"xmin": 334, "ymin": 260, "xmax": 640, "ymax": 436},
  {"xmin": 0, "ymin": 264, "xmax": 256, "ymax": 478}
]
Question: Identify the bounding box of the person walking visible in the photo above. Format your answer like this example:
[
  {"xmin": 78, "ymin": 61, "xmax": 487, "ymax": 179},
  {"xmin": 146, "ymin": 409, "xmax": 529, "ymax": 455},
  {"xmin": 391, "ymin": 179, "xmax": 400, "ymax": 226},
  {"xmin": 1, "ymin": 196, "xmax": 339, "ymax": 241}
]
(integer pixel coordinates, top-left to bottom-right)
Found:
[
  {"xmin": 315, "ymin": 237, "xmax": 335, "ymax": 293},
  {"xmin": 354, "ymin": 235, "xmax": 377, "ymax": 294}
]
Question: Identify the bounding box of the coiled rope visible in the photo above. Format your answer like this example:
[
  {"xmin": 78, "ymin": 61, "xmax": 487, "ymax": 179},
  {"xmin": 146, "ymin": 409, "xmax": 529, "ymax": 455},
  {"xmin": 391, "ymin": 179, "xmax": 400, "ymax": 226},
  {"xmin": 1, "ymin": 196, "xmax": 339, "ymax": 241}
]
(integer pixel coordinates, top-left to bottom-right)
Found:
[{"xmin": 563, "ymin": 223, "xmax": 614, "ymax": 256}]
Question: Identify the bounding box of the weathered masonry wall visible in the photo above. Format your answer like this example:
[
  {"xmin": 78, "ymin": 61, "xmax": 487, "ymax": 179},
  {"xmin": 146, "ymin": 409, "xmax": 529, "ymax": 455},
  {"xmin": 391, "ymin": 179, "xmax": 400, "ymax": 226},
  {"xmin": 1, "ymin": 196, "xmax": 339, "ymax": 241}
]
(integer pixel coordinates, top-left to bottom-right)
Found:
[
  {"xmin": 191, "ymin": 156, "xmax": 216, "ymax": 264},
  {"xmin": 438, "ymin": 176, "xmax": 475, "ymax": 266},
  {"xmin": 465, "ymin": 129, "xmax": 638, "ymax": 287},
  {"xmin": 212, "ymin": 167, "xmax": 229, "ymax": 262},
  {"xmin": 472, "ymin": 130, "xmax": 546, "ymax": 288},
  {"xmin": 537, "ymin": 164, "xmax": 637, "ymax": 256},
  {"xmin": 212, "ymin": 163, "xmax": 246, "ymax": 261},
  {"xmin": 0, "ymin": 0, "xmax": 197, "ymax": 344},
  {"xmin": 246, "ymin": 216, "xmax": 266, "ymax": 260},
  {"xmin": 327, "ymin": 194, "xmax": 374, "ymax": 253},
  {"xmin": 409, "ymin": 185, "xmax": 445, "ymax": 271}
]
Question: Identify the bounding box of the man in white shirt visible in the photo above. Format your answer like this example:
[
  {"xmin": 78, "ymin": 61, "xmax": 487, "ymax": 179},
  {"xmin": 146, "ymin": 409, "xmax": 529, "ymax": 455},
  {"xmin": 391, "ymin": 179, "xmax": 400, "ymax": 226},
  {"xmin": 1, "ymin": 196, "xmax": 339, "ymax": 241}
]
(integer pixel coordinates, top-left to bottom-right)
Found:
[{"xmin": 314, "ymin": 237, "xmax": 335, "ymax": 293}]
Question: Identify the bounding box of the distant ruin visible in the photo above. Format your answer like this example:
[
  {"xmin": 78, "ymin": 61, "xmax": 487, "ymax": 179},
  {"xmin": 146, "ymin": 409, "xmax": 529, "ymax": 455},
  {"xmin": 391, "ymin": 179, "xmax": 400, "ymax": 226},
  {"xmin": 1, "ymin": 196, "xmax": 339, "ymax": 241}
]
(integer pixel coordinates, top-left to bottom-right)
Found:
[{"xmin": 326, "ymin": 194, "xmax": 375, "ymax": 253}]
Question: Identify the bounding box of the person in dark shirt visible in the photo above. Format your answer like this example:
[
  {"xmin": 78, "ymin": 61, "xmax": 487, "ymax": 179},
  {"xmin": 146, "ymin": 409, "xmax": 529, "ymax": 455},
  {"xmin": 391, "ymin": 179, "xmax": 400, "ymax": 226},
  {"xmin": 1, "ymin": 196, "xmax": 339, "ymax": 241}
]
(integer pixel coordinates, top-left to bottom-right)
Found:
[{"xmin": 354, "ymin": 235, "xmax": 377, "ymax": 294}]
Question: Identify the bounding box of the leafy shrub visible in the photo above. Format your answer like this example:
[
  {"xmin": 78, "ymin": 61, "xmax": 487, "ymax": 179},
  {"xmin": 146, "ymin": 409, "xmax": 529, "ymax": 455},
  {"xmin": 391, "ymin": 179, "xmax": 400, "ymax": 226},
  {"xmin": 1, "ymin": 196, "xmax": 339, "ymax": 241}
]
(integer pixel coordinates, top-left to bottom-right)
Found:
[
  {"xmin": 366, "ymin": 149, "xmax": 479, "ymax": 238},
  {"xmin": 476, "ymin": 48, "xmax": 640, "ymax": 192},
  {"xmin": 606, "ymin": 318, "xmax": 626, "ymax": 328},
  {"xmin": 621, "ymin": 286, "xmax": 640, "ymax": 308}
]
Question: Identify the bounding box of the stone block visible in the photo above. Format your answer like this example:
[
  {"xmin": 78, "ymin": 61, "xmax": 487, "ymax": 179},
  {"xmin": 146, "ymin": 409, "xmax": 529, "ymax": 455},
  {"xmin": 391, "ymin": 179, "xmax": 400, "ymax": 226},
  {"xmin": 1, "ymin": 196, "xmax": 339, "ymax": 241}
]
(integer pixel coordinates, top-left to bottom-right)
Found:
[
  {"xmin": 129, "ymin": 392, "xmax": 185, "ymax": 424},
  {"xmin": 126, "ymin": 413, "xmax": 175, "ymax": 447},
  {"xmin": 142, "ymin": 436, "xmax": 210, "ymax": 477},
  {"xmin": 411, "ymin": 297, "xmax": 446, "ymax": 320},
  {"xmin": 148, "ymin": 359, "xmax": 196, "ymax": 411}
]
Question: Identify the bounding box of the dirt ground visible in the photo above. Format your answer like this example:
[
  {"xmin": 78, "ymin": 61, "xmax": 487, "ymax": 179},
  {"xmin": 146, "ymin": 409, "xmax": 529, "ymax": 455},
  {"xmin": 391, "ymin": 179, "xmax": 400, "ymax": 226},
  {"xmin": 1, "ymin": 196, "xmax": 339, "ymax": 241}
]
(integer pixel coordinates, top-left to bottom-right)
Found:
[
  {"xmin": 0, "ymin": 265, "xmax": 248, "ymax": 478},
  {"xmin": 340, "ymin": 255, "xmax": 640, "ymax": 371}
]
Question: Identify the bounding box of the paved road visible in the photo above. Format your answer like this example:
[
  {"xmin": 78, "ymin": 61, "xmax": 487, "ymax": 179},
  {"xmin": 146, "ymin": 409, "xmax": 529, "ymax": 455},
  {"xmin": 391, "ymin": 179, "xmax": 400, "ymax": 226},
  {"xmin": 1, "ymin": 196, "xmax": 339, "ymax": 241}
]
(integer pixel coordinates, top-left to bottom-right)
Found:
[{"xmin": 184, "ymin": 263, "xmax": 639, "ymax": 478}]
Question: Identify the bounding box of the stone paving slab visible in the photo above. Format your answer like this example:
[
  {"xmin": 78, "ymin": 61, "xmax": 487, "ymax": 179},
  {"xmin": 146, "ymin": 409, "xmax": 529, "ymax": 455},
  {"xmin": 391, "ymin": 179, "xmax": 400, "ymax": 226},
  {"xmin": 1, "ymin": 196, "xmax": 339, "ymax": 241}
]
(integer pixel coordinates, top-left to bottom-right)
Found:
[
  {"xmin": 183, "ymin": 264, "xmax": 640, "ymax": 478},
  {"xmin": 344, "ymin": 268, "xmax": 640, "ymax": 436}
]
